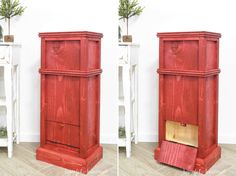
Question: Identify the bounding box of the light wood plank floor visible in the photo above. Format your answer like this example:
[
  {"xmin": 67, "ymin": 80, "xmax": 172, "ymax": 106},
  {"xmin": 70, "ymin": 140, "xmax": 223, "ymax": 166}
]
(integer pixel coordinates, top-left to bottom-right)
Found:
[
  {"xmin": 0, "ymin": 143, "xmax": 116, "ymax": 176},
  {"xmin": 119, "ymin": 143, "xmax": 236, "ymax": 176}
]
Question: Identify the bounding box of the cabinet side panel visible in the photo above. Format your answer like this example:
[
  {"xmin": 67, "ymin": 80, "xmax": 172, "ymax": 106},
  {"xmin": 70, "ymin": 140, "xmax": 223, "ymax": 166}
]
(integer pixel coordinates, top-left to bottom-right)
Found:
[
  {"xmin": 87, "ymin": 77, "xmax": 99, "ymax": 148},
  {"xmin": 206, "ymin": 40, "xmax": 218, "ymax": 70},
  {"xmin": 198, "ymin": 76, "xmax": 218, "ymax": 158},
  {"xmin": 163, "ymin": 75, "xmax": 198, "ymax": 125},
  {"xmin": 204, "ymin": 76, "xmax": 218, "ymax": 148},
  {"xmin": 88, "ymin": 40, "xmax": 100, "ymax": 69}
]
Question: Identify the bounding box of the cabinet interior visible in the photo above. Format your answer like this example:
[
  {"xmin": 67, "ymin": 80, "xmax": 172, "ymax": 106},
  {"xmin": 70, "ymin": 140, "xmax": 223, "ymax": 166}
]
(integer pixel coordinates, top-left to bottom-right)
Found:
[{"xmin": 165, "ymin": 120, "xmax": 198, "ymax": 147}]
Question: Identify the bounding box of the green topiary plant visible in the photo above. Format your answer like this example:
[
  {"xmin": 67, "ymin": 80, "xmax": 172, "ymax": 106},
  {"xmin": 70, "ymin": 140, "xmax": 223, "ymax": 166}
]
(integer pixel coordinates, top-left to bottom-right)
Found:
[
  {"xmin": 0, "ymin": 0, "xmax": 25, "ymax": 42},
  {"xmin": 119, "ymin": 0, "xmax": 144, "ymax": 40}
]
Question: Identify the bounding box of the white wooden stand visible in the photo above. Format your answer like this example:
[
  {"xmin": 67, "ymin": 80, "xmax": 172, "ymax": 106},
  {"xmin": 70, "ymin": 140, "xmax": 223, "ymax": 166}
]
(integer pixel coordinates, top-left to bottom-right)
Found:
[
  {"xmin": 118, "ymin": 42, "xmax": 139, "ymax": 158},
  {"xmin": 0, "ymin": 43, "xmax": 21, "ymax": 158}
]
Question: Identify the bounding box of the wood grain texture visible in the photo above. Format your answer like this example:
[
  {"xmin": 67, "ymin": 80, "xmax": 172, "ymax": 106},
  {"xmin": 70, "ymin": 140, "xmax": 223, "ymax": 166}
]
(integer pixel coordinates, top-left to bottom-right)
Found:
[
  {"xmin": 46, "ymin": 121, "xmax": 80, "ymax": 148},
  {"xmin": 0, "ymin": 143, "xmax": 116, "ymax": 176},
  {"xmin": 36, "ymin": 145, "xmax": 103, "ymax": 174},
  {"xmin": 155, "ymin": 31, "xmax": 221, "ymax": 174},
  {"xmin": 159, "ymin": 141, "xmax": 197, "ymax": 171},
  {"xmin": 45, "ymin": 75, "xmax": 80, "ymax": 126},
  {"xmin": 121, "ymin": 143, "xmax": 236, "ymax": 176},
  {"xmin": 37, "ymin": 31, "xmax": 103, "ymax": 174}
]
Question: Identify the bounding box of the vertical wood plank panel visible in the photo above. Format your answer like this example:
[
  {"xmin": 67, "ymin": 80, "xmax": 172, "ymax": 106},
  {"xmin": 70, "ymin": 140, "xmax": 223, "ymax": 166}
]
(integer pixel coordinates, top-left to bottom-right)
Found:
[
  {"xmin": 159, "ymin": 141, "xmax": 197, "ymax": 171},
  {"xmin": 155, "ymin": 31, "xmax": 221, "ymax": 174},
  {"xmin": 37, "ymin": 32, "xmax": 103, "ymax": 174}
]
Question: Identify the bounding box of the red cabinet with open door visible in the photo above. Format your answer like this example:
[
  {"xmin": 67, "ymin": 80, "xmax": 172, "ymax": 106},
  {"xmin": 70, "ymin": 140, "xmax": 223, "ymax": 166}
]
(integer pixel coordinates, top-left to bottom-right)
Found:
[
  {"xmin": 36, "ymin": 31, "xmax": 103, "ymax": 174},
  {"xmin": 154, "ymin": 31, "xmax": 221, "ymax": 173}
]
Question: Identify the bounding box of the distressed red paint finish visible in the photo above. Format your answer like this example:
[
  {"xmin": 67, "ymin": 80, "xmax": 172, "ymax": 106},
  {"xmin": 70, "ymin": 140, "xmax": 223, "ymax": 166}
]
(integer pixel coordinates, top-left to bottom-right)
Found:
[
  {"xmin": 159, "ymin": 141, "xmax": 198, "ymax": 171},
  {"xmin": 154, "ymin": 31, "xmax": 221, "ymax": 174},
  {"xmin": 36, "ymin": 31, "xmax": 103, "ymax": 174}
]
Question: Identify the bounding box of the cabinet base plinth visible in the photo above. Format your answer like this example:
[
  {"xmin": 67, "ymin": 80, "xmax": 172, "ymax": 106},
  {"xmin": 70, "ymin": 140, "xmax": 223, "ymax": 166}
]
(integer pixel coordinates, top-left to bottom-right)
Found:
[
  {"xmin": 36, "ymin": 146, "xmax": 103, "ymax": 174},
  {"xmin": 154, "ymin": 145, "xmax": 221, "ymax": 174}
]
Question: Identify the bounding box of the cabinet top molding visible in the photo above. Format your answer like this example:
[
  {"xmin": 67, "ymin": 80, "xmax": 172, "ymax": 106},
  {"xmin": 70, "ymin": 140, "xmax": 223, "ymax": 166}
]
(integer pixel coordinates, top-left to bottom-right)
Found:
[
  {"xmin": 157, "ymin": 31, "xmax": 221, "ymax": 38},
  {"xmin": 39, "ymin": 31, "xmax": 103, "ymax": 38}
]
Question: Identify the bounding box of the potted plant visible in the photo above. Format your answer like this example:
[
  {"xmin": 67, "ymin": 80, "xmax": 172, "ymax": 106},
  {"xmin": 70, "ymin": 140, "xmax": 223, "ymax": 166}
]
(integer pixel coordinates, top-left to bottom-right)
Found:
[
  {"xmin": 119, "ymin": 0, "xmax": 144, "ymax": 42},
  {"xmin": 0, "ymin": 0, "xmax": 25, "ymax": 42}
]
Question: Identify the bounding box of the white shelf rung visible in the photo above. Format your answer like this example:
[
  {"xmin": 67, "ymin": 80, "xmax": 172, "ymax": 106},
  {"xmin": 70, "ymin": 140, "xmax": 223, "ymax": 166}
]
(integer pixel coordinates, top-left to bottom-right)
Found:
[
  {"xmin": 0, "ymin": 138, "xmax": 8, "ymax": 146},
  {"xmin": 0, "ymin": 96, "xmax": 6, "ymax": 106},
  {"xmin": 118, "ymin": 97, "xmax": 125, "ymax": 106},
  {"xmin": 118, "ymin": 138, "xmax": 126, "ymax": 147}
]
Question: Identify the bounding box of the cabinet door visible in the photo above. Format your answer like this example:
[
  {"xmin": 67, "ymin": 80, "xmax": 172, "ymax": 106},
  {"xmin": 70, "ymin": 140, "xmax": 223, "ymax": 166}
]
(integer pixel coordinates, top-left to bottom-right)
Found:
[
  {"xmin": 45, "ymin": 75, "xmax": 80, "ymax": 126},
  {"xmin": 162, "ymin": 75, "xmax": 198, "ymax": 125},
  {"xmin": 46, "ymin": 121, "xmax": 79, "ymax": 148}
]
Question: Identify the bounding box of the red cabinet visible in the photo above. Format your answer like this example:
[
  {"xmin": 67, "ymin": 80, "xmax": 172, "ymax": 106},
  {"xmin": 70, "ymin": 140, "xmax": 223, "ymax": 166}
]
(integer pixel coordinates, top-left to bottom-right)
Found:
[
  {"xmin": 36, "ymin": 31, "xmax": 103, "ymax": 174},
  {"xmin": 154, "ymin": 31, "xmax": 221, "ymax": 173}
]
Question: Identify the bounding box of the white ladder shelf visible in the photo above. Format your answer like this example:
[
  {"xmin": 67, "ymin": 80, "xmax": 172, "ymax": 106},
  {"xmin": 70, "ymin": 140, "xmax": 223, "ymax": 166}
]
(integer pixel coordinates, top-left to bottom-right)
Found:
[
  {"xmin": 118, "ymin": 42, "xmax": 139, "ymax": 158},
  {"xmin": 0, "ymin": 43, "xmax": 21, "ymax": 158}
]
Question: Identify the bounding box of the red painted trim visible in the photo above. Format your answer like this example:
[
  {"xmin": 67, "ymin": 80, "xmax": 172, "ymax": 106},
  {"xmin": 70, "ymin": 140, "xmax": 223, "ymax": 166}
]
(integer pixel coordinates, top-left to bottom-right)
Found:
[
  {"xmin": 157, "ymin": 68, "xmax": 220, "ymax": 77},
  {"xmin": 39, "ymin": 31, "xmax": 103, "ymax": 38},
  {"xmin": 39, "ymin": 68, "xmax": 102, "ymax": 77},
  {"xmin": 79, "ymin": 38, "xmax": 89, "ymax": 159},
  {"xmin": 157, "ymin": 31, "xmax": 221, "ymax": 38},
  {"xmin": 195, "ymin": 146, "xmax": 221, "ymax": 174},
  {"xmin": 36, "ymin": 146, "xmax": 103, "ymax": 174}
]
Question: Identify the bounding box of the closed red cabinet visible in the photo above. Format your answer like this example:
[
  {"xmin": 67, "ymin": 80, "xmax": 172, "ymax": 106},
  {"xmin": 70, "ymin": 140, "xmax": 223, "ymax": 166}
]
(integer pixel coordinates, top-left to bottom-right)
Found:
[
  {"xmin": 36, "ymin": 31, "xmax": 103, "ymax": 174},
  {"xmin": 154, "ymin": 32, "xmax": 221, "ymax": 173}
]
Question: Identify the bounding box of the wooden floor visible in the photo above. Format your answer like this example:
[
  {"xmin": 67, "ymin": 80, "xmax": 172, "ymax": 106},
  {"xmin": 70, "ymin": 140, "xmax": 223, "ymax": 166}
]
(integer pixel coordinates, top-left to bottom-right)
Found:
[
  {"xmin": 119, "ymin": 143, "xmax": 236, "ymax": 176},
  {"xmin": 0, "ymin": 143, "xmax": 117, "ymax": 176},
  {"xmin": 1, "ymin": 142, "xmax": 236, "ymax": 175}
]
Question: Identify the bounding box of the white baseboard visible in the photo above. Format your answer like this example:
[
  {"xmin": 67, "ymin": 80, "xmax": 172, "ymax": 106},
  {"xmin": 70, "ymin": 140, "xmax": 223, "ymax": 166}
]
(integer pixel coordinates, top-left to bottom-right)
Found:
[
  {"xmin": 20, "ymin": 133, "xmax": 40, "ymax": 142},
  {"xmin": 100, "ymin": 134, "xmax": 117, "ymax": 144},
  {"xmin": 138, "ymin": 133, "xmax": 158, "ymax": 142},
  {"xmin": 219, "ymin": 135, "xmax": 236, "ymax": 144},
  {"xmin": 138, "ymin": 133, "xmax": 236, "ymax": 144},
  {"xmin": 20, "ymin": 133, "xmax": 236, "ymax": 144},
  {"xmin": 20, "ymin": 133, "xmax": 117, "ymax": 144}
]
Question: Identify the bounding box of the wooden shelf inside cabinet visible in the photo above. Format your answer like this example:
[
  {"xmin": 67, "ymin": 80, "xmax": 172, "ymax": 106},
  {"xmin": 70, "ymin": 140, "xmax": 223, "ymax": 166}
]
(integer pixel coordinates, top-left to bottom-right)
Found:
[
  {"xmin": 118, "ymin": 42, "xmax": 139, "ymax": 158},
  {"xmin": 36, "ymin": 31, "xmax": 103, "ymax": 174}
]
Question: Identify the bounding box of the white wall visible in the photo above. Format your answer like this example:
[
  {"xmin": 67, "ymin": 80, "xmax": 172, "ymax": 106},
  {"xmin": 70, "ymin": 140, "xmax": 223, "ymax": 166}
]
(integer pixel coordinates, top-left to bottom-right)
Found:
[
  {"xmin": 0, "ymin": 0, "xmax": 118, "ymax": 144},
  {"xmin": 125, "ymin": 0, "xmax": 236, "ymax": 143},
  {"xmin": 1, "ymin": 0, "xmax": 235, "ymax": 144}
]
